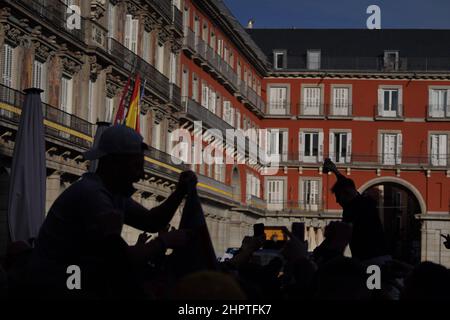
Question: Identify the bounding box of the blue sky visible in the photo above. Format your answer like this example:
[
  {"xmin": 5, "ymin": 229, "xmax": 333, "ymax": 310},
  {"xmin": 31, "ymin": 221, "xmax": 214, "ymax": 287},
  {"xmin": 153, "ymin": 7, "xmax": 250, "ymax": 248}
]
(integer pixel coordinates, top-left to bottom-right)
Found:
[{"xmin": 223, "ymin": 0, "xmax": 450, "ymax": 29}]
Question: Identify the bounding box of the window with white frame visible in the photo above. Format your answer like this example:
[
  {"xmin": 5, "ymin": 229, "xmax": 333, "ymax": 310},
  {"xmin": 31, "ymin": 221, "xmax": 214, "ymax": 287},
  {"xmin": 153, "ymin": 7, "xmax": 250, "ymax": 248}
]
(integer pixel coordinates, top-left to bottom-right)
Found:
[
  {"xmin": 201, "ymin": 82, "xmax": 209, "ymax": 108},
  {"xmin": 208, "ymin": 89, "xmax": 216, "ymax": 114},
  {"xmin": 108, "ymin": 2, "xmax": 116, "ymax": 39},
  {"xmin": 430, "ymin": 134, "xmax": 448, "ymax": 166},
  {"xmin": 302, "ymin": 86, "xmax": 322, "ymax": 115},
  {"xmin": 300, "ymin": 131, "xmax": 323, "ymax": 163},
  {"xmin": 266, "ymin": 129, "xmax": 288, "ymax": 161},
  {"xmin": 274, "ymin": 51, "xmax": 286, "ymax": 70},
  {"xmin": 140, "ymin": 113, "xmax": 147, "ymax": 143},
  {"xmin": 156, "ymin": 42, "xmax": 165, "ymax": 74},
  {"xmin": 88, "ymin": 79, "xmax": 95, "ymax": 123},
  {"xmin": 181, "ymin": 68, "xmax": 189, "ymax": 99},
  {"xmin": 124, "ymin": 14, "xmax": 139, "ymax": 54},
  {"xmin": 235, "ymin": 110, "xmax": 241, "ymax": 129},
  {"xmin": 268, "ymin": 86, "xmax": 288, "ymax": 115},
  {"xmin": 183, "ymin": 7, "xmax": 190, "ymax": 29},
  {"xmin": 307, "ymin": 50, "xmax": 321, "ymax": 70},
  {"xmin": 192, "ymin": 73, "xmax": 199, "ymax": 101},
  {"xmin": 381, "ymin": 133, "xmax": 402, "ymax": 165},
  {"xmin": 60, "ymin": 75, "xmax": 73, "ymax": 114},
  {"xmin": 217, "ymin": 38, "xmax": 223, "ymax": 56},
  {"xmin": 32, "ymin": 60, "xmax": 47, "ymax": 103},
  {"xmin": 329, "ymin": 131, "xmax": 351, "ymax": 164},
  {"xmin": 170, "ymin": 53, "xmax": 177, "ymax": 84},
  {"xmin": 246, "ymin": 173, "xmax": 261, "ymax": 200},
  {"xmin": 379, "ymin": 88, "xmax": 402, "ymax": 117},
  {"xmin": 332, "ymin": 87, "xmax": 350, "ymax": 116},
  {"xmin": 105, "ymin": 97, "xmax": 114, "ymax": 123},
  {"xmin": 1, "ymin": 44, "xmax": 14, "ymax": 88},
  {"xmin": 266, "ymin": 179, "xmax": 284, "ymax": 211},
  {"xmin": 142, "ymin": 31, "xmax": 151, "ymax": 63},
  {"xmin": 152, "ymin": 120, "xmax": 161, "ymax": 150},
  {"xmin": 214, "ymin": 163, "xmax": 225, "ymax": 182},
  {"xmin": 223, "ymin": 101, "xmax": 233, "ymax": 125},
  {"xmin": 384, "ymin": 51, "xmax": 399, "ymax": 71},
  {"xmin": 300, "ymin": 179, "xmax": 321, "ymax": 211},
  {"xmin": 429, "ymin": 88, "xmax": 450, "ymax": 118}
]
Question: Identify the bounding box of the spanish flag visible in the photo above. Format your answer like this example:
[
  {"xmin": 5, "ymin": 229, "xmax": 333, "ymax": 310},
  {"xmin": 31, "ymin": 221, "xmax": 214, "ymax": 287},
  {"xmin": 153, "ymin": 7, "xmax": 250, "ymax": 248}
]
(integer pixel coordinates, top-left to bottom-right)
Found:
[{"xmin": 125, "ymin": 73, "xmax": 141, "ymax": 132}]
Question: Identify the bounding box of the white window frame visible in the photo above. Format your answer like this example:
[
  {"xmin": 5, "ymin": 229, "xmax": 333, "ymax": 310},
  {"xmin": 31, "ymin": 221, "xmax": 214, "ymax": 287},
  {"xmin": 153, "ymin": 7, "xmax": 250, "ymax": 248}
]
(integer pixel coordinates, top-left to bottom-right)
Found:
[
  {"xmin": 299, "ymin": 130, "xmax": 323, "ymax": 163},
  {"xmin": 299, "ymin": 178, "xmax": 321, "ymax": 212},
  {"xmin": 380, "ymin": 132, "xmax": 402, "ymax": 165},
  {"xmin": 268, "ymin": 85, "xmax": 288, "ymax": 115},
  {"xmin": 273, "ymin": 50, "xmax": 286, "ymax": 70},
  {"xmin": 125, "ymin": 14, "xmax": 139, "ymax": 54},
  {"xmin": 266, "ymin": 177, "xmax": 286, "ymax": 211},
  {"xmin": 108, "ymin": 2, "xmax": 117, "ymax": 39},
  {"xmin": 32, "ymin": 59, "xmax": 47, "ymax": 103},
  {"xmin": 266, "ymin": 129, "xmax": 288, "ymax": 162},
  {"xmin": 105, "ymin": 97, "xmax": 114, "ymax": 123},
  {"xmin": 430, "ymin": 133, "xmax": 448, "ymax": 166},
  {"xmin": 329, "ymin": 130, "xmax": 352, "ymax": 164},
  {"xmin": 331, "ymin": 85, "xmax": 352, "ymax": 116},
  {"xmin": 429, "ymin": 87, "xmax": 450, "ymax": 118},
  {"xmin": 378, "ymin": 86, "xmax": 403, "ymax": 118},
  {"xmin": 301, "ymin": 85, "xmax": 323, "ymax": 116},
  {"xmin": 307, "ymin": 50, "xmax": 321, "ymax": 70}
]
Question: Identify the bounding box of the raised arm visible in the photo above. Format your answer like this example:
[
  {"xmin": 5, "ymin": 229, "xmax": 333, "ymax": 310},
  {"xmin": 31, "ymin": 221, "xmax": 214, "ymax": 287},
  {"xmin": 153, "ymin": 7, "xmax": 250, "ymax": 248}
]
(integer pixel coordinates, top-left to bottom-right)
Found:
[{"xmin": 124, "ymin": 171, "xmax": 198, "ymax": 233}]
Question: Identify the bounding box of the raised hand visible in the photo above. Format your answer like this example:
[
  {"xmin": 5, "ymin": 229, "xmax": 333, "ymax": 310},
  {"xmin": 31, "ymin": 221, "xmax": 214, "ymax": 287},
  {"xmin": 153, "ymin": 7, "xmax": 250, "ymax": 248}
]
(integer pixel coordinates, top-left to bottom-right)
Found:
[
  {"xmin": 176, "ymin": 170, "xmax": 198, "ymax": 195},
  {"xmin": 441, "ymin": 234, "xmax": 450, "ymax": 249}
]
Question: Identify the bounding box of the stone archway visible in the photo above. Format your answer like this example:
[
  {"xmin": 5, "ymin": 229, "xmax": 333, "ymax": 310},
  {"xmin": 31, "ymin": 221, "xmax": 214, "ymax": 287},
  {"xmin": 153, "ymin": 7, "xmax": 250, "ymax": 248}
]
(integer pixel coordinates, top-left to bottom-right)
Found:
[
  {"xmin": 359, "ymin": 177, "xmax": 424, "ymax": 264},
  {"xmin": 231, "ymin": 166, "xmax": 241, "ymax": 202}
]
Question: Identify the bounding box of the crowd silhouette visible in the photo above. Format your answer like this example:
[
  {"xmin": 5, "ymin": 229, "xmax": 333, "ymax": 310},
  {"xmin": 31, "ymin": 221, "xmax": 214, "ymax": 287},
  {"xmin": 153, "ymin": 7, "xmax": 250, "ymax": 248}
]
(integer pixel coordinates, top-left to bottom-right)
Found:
[{"xmin": 1, "ymin": 126, "xmax": 450, "ymax": 300}]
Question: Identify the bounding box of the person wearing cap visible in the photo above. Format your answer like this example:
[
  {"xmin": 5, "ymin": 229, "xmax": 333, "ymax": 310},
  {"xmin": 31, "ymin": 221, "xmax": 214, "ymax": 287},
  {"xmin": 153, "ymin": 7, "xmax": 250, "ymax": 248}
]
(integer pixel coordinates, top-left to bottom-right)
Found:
[{"xmin": 29, "ymin": 125, "xmax": 197, "ymax": 298}]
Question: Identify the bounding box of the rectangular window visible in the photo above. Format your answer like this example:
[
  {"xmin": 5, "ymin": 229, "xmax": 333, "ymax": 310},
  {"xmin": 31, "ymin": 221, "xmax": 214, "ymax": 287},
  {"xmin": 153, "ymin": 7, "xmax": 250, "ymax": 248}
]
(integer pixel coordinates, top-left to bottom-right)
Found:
[
  {"xmin": 329, "ymin": 132, "xmax": 352, "ymax": 164},
  {"xmin": 302, "ymin": 87, "xmax": 322, "ymax": 115},
  {"xmin": 384, "ymin": 51, "xmax": 399, "ymax": 71},
  {"xmin": 156, "ymin": 42, "xmax": 164, "ymax": 74},
  {"xmin": 60, "ymin": 76, "xmax": 73, "ymax": 114},
  {"xmin": 430, "ymin": 134, "xmax": 448, "ymax": 166},
  {"xmin": 209, "ymin": 89, "xmax": 216, "ymax": 114},
  {"xmin": 266, "ymin": 129, "xmax": 288, "ymax": 161},
  {"xmin": 152, "ymin": 121, "xmax": 161, "ymax": 150},
  {"xmin": 142, "ymin": 31, "xmax": 151, "ymax": 63},
  {"xmin": 267, "ymin": 179, "xmax": 284, "ymax": 211},
  {"xmin": 223, "ymin": 101, "xmax": 232, "ymax": 124},
  {"xmin": 170, "ymin": 53, "xmax": 177, "ymax": 83},
  {"xmin": 125, "ymin": 14, "xmax": 139, "ymax": 54},
  {"xmin": 300, "ymin": 131, "xmax": 323, "ymax": 163},
  {"xmin": 307, "ymin": 50, "xmax": 321, "ymax": 70},
  {"xmin": 268, "ymin": 87, "xmax": 287, "ymax": 115},
  {"xmin": 301, "ymin": 179, "xmax": 320, "ymax": 211},
  {"xmin": 1, "ymin": 44, "xmax": 13, "ymax": 87},
  {"xmin": 192, "ymin": 73, "xmax": 199, "ymax": 101},
  {"xmin": 382, "ymin": 133, "xmax": 402, "ymax": 165},
  {"xmin": 108, "ymin": 2, "xmax": 116, "ymax": 39},
  {"xmin": 379, "ymin": 88, "xmax": 401, "ymax": 117},
  {"xmin": 274, "ymin": 51, "xmax": 285, "ymax": 69},
  {"xmin": 105, "ymin": 97, "xmax": 114, "ymax": 123},
  {"xmin": 429, "ymin": 89, "xmax": 450, "ymax": 118},
  {"xmin": 201, "ymin": 83, "xmax": 209, "ymax": 108},
  {"xmin": 332, "ymin": 87, "xmax": 350, "ymax": 116},
  {"xmin": 181, "ymin": 68, "xmax": 189, "ymax": 99},
  {"xmin": 88, "ymin": 80, "xmax": 95, "ymax": 123},
  {"xmin": 32, "ymin": 60, "xmax": 47, "ymax": 103}
]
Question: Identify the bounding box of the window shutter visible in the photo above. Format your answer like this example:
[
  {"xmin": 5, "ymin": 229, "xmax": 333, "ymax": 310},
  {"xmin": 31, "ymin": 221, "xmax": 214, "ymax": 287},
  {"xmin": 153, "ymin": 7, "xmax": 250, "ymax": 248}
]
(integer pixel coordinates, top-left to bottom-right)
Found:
[
  {"xmin": 282, "ymin": 131, "xmax": 288, "ymax": 161},
  {"xmin": 131, "ymin": 19, "xmax": 139, "ymax": 53},
  {"xmin": 398, "ymin": 87, "xmax": 403, "ymax": 117},
  {"xmin": 396, "ymin": 133, "xmax": 402, "ymax": 164},
  {"xmin": 299, "ymin": 131, "xmax": 304, "ymax": 162},
  {"xmin": 346, "ymin": 132, "xmax": 352, "ymax": 163},
  {"xmin": 318, "ymin": 131, "xmax": 324, "ymax": 161},
  {"xmin": 378, "ymin": 88, "xmax": 383, "ymax": 116},
  {"xmin": 2, "ymin": 44, "xmax": 13, "ymax": 87},
  {"xmin": 447, "ymin": 89, "xmax": 450, "ymax": 117},
  {"xmin": 429, "ymin": 89, "xmax": 435, "ymax": 117},
  {"xmin": 328, "ymin": 131, "xmax": 335, "ymax": 161},
  {"xmin": 124, "ymin": 15, "xmax": 132, "ymax": 49},
  {"xmin": 439, "ymin": 134, "xmax": 447, "ymax": 166}
]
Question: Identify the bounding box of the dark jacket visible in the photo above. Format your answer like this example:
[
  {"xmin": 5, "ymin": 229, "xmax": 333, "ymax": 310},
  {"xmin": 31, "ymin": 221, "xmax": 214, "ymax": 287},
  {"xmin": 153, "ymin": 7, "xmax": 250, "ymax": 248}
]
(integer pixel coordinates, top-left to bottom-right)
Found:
[{"xmin": 342, "ymin": 194, "xmax": 387, "ymax": 261}]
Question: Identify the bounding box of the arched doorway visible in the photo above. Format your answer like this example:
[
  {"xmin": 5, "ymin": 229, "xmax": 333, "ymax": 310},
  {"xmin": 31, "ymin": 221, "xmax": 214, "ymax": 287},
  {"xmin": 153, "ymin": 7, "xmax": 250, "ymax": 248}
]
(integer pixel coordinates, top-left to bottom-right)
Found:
[
  {"xmin": 231, "ymin": 166, "xmax": 241, "ymax": 202},
  {"xmin": 360, "ymin": 178, "xmax": 423, "ymax": 265}
]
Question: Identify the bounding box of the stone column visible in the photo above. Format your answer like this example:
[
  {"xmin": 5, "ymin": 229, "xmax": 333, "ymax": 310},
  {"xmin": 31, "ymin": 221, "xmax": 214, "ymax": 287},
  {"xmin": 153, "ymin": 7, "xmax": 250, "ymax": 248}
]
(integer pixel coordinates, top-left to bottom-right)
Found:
[
  {"xmin": 46, "ymin": 172, "xmax": 61, "ymax": 214},
  {"xmin": 19, "ymin": 37, "xmax": 34, "ymax": 90},
  {"xmin": 47, "ymin": 55, "xmax": 63, "ymax": 108}
]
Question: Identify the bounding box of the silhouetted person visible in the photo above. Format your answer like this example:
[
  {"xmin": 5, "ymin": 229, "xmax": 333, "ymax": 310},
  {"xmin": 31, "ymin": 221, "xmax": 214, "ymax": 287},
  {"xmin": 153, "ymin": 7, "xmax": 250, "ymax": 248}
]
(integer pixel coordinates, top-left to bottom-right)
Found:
[
  {"xmin": 30, "ymin": 125, "xmax": 196, "ymax": 298},
  {"xmin": 324, "ymin": 158, "xmax": 387, "ymax": 262}
]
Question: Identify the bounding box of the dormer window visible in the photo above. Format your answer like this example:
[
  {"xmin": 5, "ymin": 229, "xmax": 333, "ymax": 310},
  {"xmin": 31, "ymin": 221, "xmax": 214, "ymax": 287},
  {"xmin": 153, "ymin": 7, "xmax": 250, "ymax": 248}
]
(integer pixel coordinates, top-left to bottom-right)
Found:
[
  {"xmin": 307, "ymin": 50, "xmax": 321, "ymax": 70},
  {"xmin": 274, "ymin": 50, "xmax": 287, "ymax": 70},
  {"xmin": 384, "ymin": 50, "xmax": 399, "ymax": 71}
]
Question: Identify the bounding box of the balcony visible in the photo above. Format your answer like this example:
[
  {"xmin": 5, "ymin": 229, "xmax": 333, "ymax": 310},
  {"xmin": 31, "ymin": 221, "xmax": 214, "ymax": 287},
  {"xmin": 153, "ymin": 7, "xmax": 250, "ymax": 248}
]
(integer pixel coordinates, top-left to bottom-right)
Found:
[
  {"xmin": 183, "ymin": 97, "xmax": 233, "ymax": 137},
  {"xmin": 12, "ymin": 0, "xmax": 86, "ymax": 42},
  {"xmin": 266, "ymin": 200, "xmax": 324, "ymax": 214},
  {"xmin": 108, "ymin": 38, "xmax": 170, "ymax": 103},
  {"xmin": 183, "ymin": 27, "xmax": 196, "ymax": 54},
  {"xmin": 0, "ymin": 84, "xmax": 92, "ymax": 148},
  {"xmin": 168, "ymin": 83, "xmax": 182, "ymax": 112},
  {"xmin": 147, "ymin": 0, "xmax": 172, "ymax": 24},
  {"xmin": 375, "ymin": 104, "xmax": 404, "ymax": 119},
  {"xmin": 298, "ymin": 103, "xmax": 326, "ymax": 118},
  {"xmin": 427, "ymin": 104, "xmax": 450, "ymax": 120},
  {"xmin": 195, "ymin": 37, "xmax": 208, "ymax": 61},
  {"xmin": 171, "ymin": 5, "xmax": 183, "ymax": 37}
]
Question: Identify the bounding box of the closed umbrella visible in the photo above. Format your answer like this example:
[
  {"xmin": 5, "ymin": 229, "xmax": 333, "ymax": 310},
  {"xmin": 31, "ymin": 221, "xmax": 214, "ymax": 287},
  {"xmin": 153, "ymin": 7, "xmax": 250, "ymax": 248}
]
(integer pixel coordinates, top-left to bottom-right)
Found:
[{"xmin": 8, "ymin": 88, "xmax": 46, "ymax": 243}]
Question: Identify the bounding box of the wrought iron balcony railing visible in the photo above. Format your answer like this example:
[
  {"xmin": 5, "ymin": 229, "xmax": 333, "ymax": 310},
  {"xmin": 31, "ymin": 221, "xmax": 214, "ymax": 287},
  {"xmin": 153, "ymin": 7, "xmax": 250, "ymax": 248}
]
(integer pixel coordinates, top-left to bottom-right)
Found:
[
  {"xmin": 0, "ymin": 84, "xmax": 92, "ymax": 148},
  {"xmin": 298, "ymin": 103, "xmax": 326, "ymax": 117},
  {"xmin": 108, "ymin": 37, "xmax": 170, "ymax": 102},
  {"xmin": 13, "ymin": 0, "xmax": 85, "ymax": 42},
  {"xmin": 147, "ymin": 0, "xmax": 172, "ymax": 24},
  {"xmin": 183, "ymin": 27, "xmax": 196, "ymax": 53},
  {"xmin": 375, "ymin": 104, "xmax": 404, "ymax": 119},
  {"xmin": 171, "ymin": 5, "xmax": 183, "ymax": 36},
  {"xmin": 427, "ymin": 104, "xmax": 450, "ymax": 119}
]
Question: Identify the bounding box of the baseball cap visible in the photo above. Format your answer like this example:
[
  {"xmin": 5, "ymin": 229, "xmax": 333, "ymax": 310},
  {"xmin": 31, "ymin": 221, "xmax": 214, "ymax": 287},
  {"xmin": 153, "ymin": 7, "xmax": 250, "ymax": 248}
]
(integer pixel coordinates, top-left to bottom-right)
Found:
[{"xmin": 83, "ymin": 125, "xmax": 148, "ymax": 160}]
